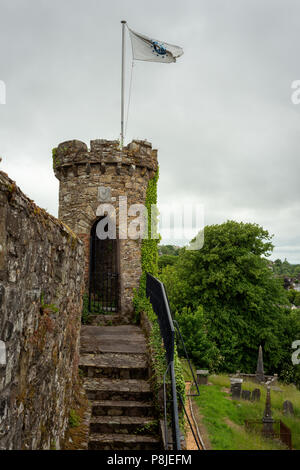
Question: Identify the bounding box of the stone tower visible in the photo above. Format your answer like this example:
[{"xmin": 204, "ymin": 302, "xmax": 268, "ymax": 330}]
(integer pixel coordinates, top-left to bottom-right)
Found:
[{"xmin": 53, "ymin": 139, "xmax": 158, "ymax": 320}]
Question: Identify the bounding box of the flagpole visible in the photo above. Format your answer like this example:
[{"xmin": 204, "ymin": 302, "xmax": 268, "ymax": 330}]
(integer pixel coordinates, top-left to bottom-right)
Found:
[{"xmin": 120, "ymin": 20, "xmax": 126, "ymax": 149}]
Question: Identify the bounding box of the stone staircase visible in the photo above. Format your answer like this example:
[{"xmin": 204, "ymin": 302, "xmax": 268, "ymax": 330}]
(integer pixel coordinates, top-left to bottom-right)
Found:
[{"xmin": 79, "ymin": 323, "xmax": 161, "ymax": 450}]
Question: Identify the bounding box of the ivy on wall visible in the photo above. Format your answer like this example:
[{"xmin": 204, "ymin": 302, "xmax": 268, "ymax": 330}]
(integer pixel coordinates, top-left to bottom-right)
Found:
[
  {"xmin": 134, "ymin": 169, "xmax": 186, "ymax": 423},
  {"xmin": 140, "ymin": 168, "xmax": 160, "ymax": 296}
]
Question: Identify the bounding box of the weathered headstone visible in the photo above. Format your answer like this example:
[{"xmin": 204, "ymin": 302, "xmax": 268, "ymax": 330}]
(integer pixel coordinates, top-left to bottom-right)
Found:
[
  {"xmin": 251, "ymin": 388, "xmax": 261, "ymax": 402},
  {"xmin": 283, "ymin": 400, "xmax": 294, "ymax": 416},
  {"xmin": 230, "ymin": 378, "xmax": 243, "ymax": 399},
  {"xmin": 196, "ymin": 370, "xmax": 209, "ymax": 385},
  {"xmin": 262, "ymin": 387, "xmax": 274, "ymax": 437},
  {"xmin": 256, "ymin": 345, "xmax": 265, "ymax": 383},
  {"xmin": 241, "ymin": 390, "xmax": 251, "ymax": 400}
]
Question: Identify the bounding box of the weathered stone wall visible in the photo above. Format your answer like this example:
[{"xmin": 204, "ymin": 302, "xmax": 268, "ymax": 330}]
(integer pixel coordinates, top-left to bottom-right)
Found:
[
  {"xmin": 0, "ymin": 171, "xmax": 84, "ymax": 450},
  {"xmin": 53, "ymin": 139, "xmax": 158, "ymax": 319}
]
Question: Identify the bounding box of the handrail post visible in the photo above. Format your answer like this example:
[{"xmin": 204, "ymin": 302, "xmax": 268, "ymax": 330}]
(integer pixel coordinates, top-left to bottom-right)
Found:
[{"xmin": 170, "ymin": 360, "xmax": 181, "ymax": 450}]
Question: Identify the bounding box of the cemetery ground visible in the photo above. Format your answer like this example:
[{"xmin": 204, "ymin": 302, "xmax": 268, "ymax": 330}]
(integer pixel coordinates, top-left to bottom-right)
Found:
[{"xmin": 181, "ymin": 362, "xmax": 300, "ymax": 450}]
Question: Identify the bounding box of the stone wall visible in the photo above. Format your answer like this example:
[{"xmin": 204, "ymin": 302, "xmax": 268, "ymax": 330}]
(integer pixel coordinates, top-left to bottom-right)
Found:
[
  {"xmin": 0, "ymin": 171, "xmax": 84, "ymax": 450},
  {"xmin": 53, "ymin": 139, "xmax": 158, "ymax": 319}
]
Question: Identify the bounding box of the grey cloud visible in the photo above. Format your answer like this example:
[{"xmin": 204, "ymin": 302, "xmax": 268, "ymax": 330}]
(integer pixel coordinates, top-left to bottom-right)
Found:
[{"xmin": 0, "ymin": 0, "xmax": 300, "ymax": 261}]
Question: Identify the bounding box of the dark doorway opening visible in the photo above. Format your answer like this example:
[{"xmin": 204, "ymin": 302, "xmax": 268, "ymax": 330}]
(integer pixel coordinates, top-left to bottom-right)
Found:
[{"xmin": 88, "ymin": 218, "xmax": 119, "ymax": 313}]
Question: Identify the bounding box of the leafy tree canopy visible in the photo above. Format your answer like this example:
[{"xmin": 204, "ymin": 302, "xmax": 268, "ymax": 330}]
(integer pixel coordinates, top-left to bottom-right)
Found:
[{"xmin": 161, "ymin": 221, "xmax": 299, "ymax": 375}]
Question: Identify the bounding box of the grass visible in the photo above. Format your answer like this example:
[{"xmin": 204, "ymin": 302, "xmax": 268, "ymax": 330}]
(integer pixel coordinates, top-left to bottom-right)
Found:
[
  {"xmin": 180, "ymin": 358, "xmax": 198, "ymax": 382},
  {"xmin": 191, "ymin": 374, "xmax": 300, "ymax": 450}
]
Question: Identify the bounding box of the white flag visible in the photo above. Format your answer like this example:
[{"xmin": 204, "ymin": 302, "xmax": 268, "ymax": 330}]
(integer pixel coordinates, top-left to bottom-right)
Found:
[{"xmin": 128, "ymin": 28, "xmax": 183, "ymax": 63}]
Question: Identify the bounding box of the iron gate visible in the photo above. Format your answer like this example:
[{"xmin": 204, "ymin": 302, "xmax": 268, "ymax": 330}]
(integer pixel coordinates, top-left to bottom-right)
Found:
[{"xmin": 88, "ymin": 219, "xmax": 119, "ymax": 313}]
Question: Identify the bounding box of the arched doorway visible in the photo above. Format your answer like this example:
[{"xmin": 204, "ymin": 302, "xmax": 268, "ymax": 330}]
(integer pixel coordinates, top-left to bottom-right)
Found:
[{"xmin": 88, "ymin": 218, "xmax": 119, "ymax": 313}]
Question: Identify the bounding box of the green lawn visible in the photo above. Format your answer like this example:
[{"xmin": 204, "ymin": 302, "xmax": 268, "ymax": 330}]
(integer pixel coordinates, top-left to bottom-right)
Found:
[{"xmin": 190, "ymin": 374, "xmax": 300, "ymax": 450}]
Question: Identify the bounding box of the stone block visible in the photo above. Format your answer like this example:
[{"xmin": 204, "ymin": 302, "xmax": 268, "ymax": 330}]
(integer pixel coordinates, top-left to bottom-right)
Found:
[
  {"xmin": 230, "ymin": 378, "xmax": 243, "ymax": 399},
  {"xmin": 283, "ymin": 400, "xmax": 294, "ymax": 416},
  {"xmin": 241, "ymin": 390, "xmax": 251, "ymax": 400},
  {"xmin": 251, "ymin": 388, "xmax": 261, "ymax": 402},
  {"xmin": 196, "ymin": 369, "xmax": 209, "ymax": 385}
]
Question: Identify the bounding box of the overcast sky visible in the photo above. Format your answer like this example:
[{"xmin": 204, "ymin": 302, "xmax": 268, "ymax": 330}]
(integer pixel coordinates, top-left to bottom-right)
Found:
[{"xmin": 1, "ymin": 0, "xmax": 300, "ymax": 262}]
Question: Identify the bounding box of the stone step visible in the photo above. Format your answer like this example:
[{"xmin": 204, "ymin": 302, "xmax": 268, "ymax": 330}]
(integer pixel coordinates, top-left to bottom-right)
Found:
[
  {"xmin": 87, "ymin": 314, "xmax": 127, "ymax": 326},
  {"xmin": 90, "ymin": 416, "xmax": 158, "ymax": 435},
  {"xmin": 81, "ymin": 325, "xmax": 145, "ymax": 336},
  {"xmin": 92, "ymin": 400, "xmax": 155, "ymax": 417},
  {"xmin": 83, "ymin": 377, "xmax": 152, "ymax": 401},
  {"xmin": 79, "ymin": 353, "xmax": 149, "ymax": 380},
  {"xmin": 88, "ymin": 433, "xmax": 160, "ymax": 451},
  {"xmin": 80, "ymin": 325, "xmax": 147, "ymax": 354}
]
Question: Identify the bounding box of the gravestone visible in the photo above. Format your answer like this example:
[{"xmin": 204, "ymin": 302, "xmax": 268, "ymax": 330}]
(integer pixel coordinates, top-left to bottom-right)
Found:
[
  {"xmin": 241, "ymin": 390, "xmax": 251, "ymax": 400},
  {"xmin": 230, "ymin": 378, "xmax": 243, "ymax": 399},
  {"xmin": 196, "ymin": 369, "xmax": 209, "ymax": 385},
  {"xmin": 283, "ymin": 400, "xmax": 294, "ymax": 416},
  {"xmin": 262, "ymin": 387, "xmax": 274, "ymax": 437},
  {"xmin": 251, "ymin": 388, "xmax": 261, "ymax": 402},
  {"xmin": 256, "ymin": 345, "xmax": 265, "ymax": 383}
]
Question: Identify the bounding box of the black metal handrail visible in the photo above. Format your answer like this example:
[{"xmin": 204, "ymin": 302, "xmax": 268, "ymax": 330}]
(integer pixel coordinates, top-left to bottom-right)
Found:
[
  {"xmin": 146, "ymin": 272, "xmax": 203, "ymax": 450},
  {"xmin": 146, "ymin": 273, "xmax": 181, "ymax": 450}
]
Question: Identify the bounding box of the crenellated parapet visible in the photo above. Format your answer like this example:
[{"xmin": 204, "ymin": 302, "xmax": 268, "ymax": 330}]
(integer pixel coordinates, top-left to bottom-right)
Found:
[{"xmin": 53, "ymin": 139, "xmax": 158, "ymax": 181}]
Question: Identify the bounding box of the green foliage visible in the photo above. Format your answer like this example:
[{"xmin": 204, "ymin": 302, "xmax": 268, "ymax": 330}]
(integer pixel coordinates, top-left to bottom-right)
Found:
[
  {"xmin": 174, "ymin": 344, "xmax": 186, "ymax": 401},
  {"xmin": 158, "ymin": 254, "xmax": 178, "ymax": 274},
  {"xmin": 69, "ymin": 409, "xmax": 80, "ymax": 428},
  {"xmin": 135, "ymin": 419, "xmax": 158, "ymax": 435},
  {"xmin": 138, "ymin": 169, "xmax": 160, "ymax": 300},
  {"xmin": 180, "ymin": 358, "xmax": 197, "ymax": 382},
  {"xmin": 133, "ymin": 170, "xmax": 186, "ymax": 418},
  {"xmin": 287, "ymin": 289, "xmax": 300, "ymax": 306},
  {"xmin": 175, "ymin": 306, "xmax": 222, "ymax": 370},
  {"xmin": 148, "ymin": 319, "xmax": 167, "ymax": 392},
  {"xmin": 161, "ymin": 221, "xmax": 298, "ymax": 376},
  {"xmin": 40, "ymin": 292, "xmax": 58, "ymax": 315},
  {"xmin": 134, "ymin": 169, "xmax": 159, "ymax": 321},
  {"xmin": 272, "ymin": 258, "xmax": 300, "ymax": 277},
  {"xmin": 52, "ymin": 147, "xmax": 59, "ymax": 169},
  {"xmin": 159, "ymin": 245, "xmax": 181, "ymax": 256},
  {"xmin": 279, "ymin": 363, "xmax": 300, "ymax": 390}
]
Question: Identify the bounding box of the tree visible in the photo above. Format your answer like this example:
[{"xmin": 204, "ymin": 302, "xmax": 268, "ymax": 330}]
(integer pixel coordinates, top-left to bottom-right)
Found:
[
  {"xmin": 158, "ymin": 244, "xmax": 180, "ymax": 256},
  {"xmin": 287, "ymin": 290, "xmax": 300, "ymax": 306},
  {"xmin": 161, "ymin": 221, "xmax": 296, "ymax": 374},
  {"xmin": 158, "ymin": 254, "xmax": 178, "ymax": 274},
  {"xmin": 175, "ymin": 306, "xmax": 223, "ymax": 370}
]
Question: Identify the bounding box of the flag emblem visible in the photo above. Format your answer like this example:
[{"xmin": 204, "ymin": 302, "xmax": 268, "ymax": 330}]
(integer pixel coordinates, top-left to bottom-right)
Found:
[{"xmin": 151, "ymin": 41, "xmax": 167, "ymax": 57}]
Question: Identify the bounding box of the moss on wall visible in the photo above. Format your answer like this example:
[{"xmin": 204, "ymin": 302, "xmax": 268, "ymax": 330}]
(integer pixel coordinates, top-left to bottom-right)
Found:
[{"xmin": 52, "ymin": 147, "xmax": 60, "ymax": 169}]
